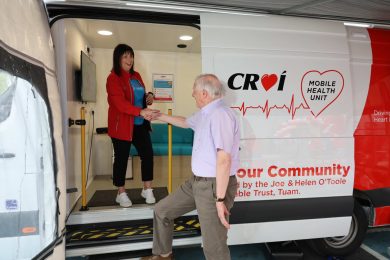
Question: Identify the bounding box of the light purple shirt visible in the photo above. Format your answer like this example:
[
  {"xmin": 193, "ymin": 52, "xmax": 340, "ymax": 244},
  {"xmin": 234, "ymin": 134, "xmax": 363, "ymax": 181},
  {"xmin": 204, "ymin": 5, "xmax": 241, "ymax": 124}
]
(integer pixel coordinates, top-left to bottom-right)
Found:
[{"xmin": 186, "ymin": 98, "xmax": 240, "ymax": 177}]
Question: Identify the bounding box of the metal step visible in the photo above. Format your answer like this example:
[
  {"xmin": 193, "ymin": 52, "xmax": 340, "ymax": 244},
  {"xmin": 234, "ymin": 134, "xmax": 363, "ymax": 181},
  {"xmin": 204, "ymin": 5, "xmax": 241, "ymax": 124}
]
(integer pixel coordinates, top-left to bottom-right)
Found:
[
  {"xmin": 66, "ymin": 236, "xmax": 202, "ymax": 257},
  {"xmin": 66, "ymin": 215, "xmax": 201, "ymax": 257}
]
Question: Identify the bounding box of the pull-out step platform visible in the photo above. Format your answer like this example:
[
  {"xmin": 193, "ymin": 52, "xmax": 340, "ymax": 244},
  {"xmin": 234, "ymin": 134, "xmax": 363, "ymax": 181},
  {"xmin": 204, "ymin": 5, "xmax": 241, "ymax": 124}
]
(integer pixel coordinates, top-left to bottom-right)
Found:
[
  {"xmin": 66, "ymin": 206, "xmax": 201, "ymax": 257},
  {"xmin": 67, "ymin": 216, "xmax": 201, "ymax": 248}
]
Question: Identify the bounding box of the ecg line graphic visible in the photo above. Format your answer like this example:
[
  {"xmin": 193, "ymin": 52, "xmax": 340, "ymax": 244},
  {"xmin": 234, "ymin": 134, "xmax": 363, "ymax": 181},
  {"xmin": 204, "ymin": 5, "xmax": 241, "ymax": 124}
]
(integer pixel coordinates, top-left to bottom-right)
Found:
[{"xmin": 231, "ymin": 94, "xmax": 310, "ymax": 119}]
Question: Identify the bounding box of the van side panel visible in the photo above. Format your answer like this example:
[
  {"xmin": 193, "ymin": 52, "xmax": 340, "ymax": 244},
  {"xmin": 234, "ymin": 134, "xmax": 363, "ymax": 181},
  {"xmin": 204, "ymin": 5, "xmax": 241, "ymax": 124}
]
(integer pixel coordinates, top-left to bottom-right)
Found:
[
  {"xmin": 374, "ymin": 207, "xmax": 390, "ymax": 226},
  {"xmin": 354, "ymin": 28, "xmax": 390, "ymax": 226},
  {"xmin": 201, "ymin": 13, "xmax": 356, "ymax": 244}
]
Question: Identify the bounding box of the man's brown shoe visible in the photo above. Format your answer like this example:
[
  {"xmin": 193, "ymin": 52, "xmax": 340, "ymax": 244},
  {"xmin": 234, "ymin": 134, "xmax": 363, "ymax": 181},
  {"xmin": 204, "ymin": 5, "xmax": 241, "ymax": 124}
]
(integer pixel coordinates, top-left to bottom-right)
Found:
[{"xmin": 140, "ymin": 253, "xmax": 173, "ymax": 260}]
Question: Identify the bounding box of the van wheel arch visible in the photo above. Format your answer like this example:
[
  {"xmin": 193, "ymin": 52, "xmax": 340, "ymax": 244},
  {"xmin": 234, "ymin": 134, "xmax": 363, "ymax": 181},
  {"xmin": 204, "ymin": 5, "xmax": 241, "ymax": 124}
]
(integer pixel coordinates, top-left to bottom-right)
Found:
[{"xmin": 306, "ymin": 200, "xmax": 368, "ymax": 256}]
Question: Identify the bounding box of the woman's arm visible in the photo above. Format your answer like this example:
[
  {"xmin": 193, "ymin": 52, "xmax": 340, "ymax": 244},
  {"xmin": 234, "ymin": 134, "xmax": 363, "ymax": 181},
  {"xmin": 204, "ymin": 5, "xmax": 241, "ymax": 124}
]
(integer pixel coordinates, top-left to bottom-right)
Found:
[{"xmin": 106, "ymin": 74, "xmax": 142, "ymax": 116}]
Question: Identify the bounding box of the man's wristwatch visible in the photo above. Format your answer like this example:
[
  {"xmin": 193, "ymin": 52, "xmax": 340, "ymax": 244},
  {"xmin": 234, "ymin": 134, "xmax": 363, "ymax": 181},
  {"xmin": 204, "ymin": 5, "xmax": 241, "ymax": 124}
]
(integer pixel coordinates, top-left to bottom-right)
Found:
[{"xmin": 215, "ymin": 197, "xmax": 225, "ymax": 202}]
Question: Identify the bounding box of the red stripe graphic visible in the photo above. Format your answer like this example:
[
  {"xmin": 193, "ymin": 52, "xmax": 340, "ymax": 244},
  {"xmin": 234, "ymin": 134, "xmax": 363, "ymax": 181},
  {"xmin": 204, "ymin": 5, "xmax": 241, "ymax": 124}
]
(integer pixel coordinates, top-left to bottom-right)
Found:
[{"xmin": 354, "ymin": 28, "xmax": 390, "ymax": 226}]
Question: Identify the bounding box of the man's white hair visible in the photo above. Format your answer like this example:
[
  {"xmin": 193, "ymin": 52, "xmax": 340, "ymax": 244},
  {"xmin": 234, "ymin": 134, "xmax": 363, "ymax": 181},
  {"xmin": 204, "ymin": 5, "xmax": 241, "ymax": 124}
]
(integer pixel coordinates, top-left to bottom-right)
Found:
[{"xmin": 194, "ymin": 74, "xmax": 225, "ymax": 99}]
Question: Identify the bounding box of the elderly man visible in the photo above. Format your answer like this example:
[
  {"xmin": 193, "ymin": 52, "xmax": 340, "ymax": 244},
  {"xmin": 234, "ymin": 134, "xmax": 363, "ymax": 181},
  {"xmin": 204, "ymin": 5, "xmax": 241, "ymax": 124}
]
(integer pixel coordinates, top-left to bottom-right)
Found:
[{"xmin": 143, "ymin": 74, "xmax": 240, "ymax": 260}]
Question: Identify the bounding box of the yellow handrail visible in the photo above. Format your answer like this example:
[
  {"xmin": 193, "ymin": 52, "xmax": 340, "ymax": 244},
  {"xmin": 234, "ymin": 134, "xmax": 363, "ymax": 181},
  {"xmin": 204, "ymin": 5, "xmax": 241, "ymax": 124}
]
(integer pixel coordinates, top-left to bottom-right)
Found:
[
  {"xmin": 80, "ymin": 107, "xmax": 88, "ymax": 210},
  {"xmin": 168, "ymin": 109, "xmax": 173, "ymax": 193}
]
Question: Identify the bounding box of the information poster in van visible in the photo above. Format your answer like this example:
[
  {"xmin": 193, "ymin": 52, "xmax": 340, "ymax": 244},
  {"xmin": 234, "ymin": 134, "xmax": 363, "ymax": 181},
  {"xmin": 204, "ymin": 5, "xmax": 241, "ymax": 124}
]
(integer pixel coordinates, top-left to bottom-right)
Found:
[{"xmin": 152, "ymin": 73, "xmax": 174, "ymax": 102}]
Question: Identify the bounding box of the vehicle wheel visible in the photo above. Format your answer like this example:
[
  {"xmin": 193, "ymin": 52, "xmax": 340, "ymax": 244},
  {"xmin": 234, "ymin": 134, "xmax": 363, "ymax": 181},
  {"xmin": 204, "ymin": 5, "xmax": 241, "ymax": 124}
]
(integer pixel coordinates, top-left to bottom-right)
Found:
[{"xmin": 306, "ymin": 200, "xmax": 368, "ymax": 256}]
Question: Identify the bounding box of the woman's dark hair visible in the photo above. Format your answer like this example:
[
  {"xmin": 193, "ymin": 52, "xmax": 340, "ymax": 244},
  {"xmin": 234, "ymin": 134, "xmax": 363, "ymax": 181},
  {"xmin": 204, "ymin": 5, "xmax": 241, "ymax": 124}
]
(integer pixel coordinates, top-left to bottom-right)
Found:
[{"xmin": 113, "ymin": 44, "xmax": 135, "ymax": 76}]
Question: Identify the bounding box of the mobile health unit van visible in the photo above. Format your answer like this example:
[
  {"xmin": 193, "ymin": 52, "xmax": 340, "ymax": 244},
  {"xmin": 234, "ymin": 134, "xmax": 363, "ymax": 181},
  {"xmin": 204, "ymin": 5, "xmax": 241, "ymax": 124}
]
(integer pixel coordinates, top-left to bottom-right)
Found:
[{"xmin": 0, "ymin": 1, "xmax": 389, "ymax": 259}]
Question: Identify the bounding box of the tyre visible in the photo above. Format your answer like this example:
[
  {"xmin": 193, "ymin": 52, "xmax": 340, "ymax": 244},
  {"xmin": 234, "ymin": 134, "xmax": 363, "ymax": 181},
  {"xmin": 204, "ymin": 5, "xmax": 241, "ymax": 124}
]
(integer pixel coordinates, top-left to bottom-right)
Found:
[{"xmin": 306, "ymin": 200, "xmax": 368, "ymax": 256}]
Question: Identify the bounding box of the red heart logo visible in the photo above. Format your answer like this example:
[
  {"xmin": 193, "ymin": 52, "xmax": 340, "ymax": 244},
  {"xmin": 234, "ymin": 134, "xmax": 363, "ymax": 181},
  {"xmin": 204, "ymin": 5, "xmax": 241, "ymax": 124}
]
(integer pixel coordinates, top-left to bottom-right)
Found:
[
  {"xmin": 261, "ymin": 74, "xmax": 278, "ymax": 91},
  {"xmin": 301, "ymin": 70, "xmax": 344, "ymax": 117}
]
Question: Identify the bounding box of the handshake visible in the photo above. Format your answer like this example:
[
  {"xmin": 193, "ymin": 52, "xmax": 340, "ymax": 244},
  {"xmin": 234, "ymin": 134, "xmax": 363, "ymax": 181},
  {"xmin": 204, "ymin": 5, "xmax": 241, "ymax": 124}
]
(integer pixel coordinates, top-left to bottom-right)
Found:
[{"xmin": 140, "ymin": 108, "xmax": 161, "ymax": 121}]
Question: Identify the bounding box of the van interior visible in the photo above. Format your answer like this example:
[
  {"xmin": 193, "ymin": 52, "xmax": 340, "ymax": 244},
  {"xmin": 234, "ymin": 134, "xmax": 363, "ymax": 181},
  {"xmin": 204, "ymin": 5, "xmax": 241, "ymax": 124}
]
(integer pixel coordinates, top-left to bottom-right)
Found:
[{"xmin": 50, "ymin": 17, "xmax": 204, "ymax": 254}]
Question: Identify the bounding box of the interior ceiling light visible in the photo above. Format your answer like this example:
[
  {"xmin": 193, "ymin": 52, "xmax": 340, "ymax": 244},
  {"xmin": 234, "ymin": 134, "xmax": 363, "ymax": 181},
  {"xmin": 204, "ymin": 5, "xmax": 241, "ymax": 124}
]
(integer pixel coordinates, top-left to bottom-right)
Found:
[
  {"xmin": 98, "ymin": 30, "xmax": 113, "ymax": 36},
  {"xmin": 179, "ymin": 35, "xmax": 193, "ymax": 41},
  {"xmin": 344, "ymin": 22, "xmax": 372, "ymax": 28}
]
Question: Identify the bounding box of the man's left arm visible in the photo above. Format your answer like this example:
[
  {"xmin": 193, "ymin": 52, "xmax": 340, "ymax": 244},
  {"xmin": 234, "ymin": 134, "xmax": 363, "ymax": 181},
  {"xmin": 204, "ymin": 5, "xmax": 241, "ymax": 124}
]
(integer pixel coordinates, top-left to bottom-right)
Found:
[{"xmin": 216, "ymin": 149, "xmax": 232, "ymax": 229}]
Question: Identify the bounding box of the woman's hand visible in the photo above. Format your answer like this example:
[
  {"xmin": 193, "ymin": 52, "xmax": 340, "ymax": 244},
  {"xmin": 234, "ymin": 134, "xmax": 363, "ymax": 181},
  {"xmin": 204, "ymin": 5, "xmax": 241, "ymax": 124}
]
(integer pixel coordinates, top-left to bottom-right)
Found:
[
  {"xmin": 140, "ymin": 108, "xmax": 160, "ymax": 121},
  {"xmin": 146, "ymin": 92, "xmax": 154, "ymax": 106}
]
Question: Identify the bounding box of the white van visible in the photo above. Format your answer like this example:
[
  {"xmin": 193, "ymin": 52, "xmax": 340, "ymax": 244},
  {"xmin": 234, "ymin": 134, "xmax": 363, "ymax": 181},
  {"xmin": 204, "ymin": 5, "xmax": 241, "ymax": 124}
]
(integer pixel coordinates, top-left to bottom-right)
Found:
[{"xmin": 1, "ymin": 1, "xmax": 389, "ymax": 259}]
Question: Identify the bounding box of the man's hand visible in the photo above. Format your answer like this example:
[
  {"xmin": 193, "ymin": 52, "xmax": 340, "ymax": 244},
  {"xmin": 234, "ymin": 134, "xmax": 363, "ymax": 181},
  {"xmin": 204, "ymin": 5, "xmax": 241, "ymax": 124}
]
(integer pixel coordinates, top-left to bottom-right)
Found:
[{"xmin": 216, "ymin": 202, "xmax": 230, "ymax": 229}]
